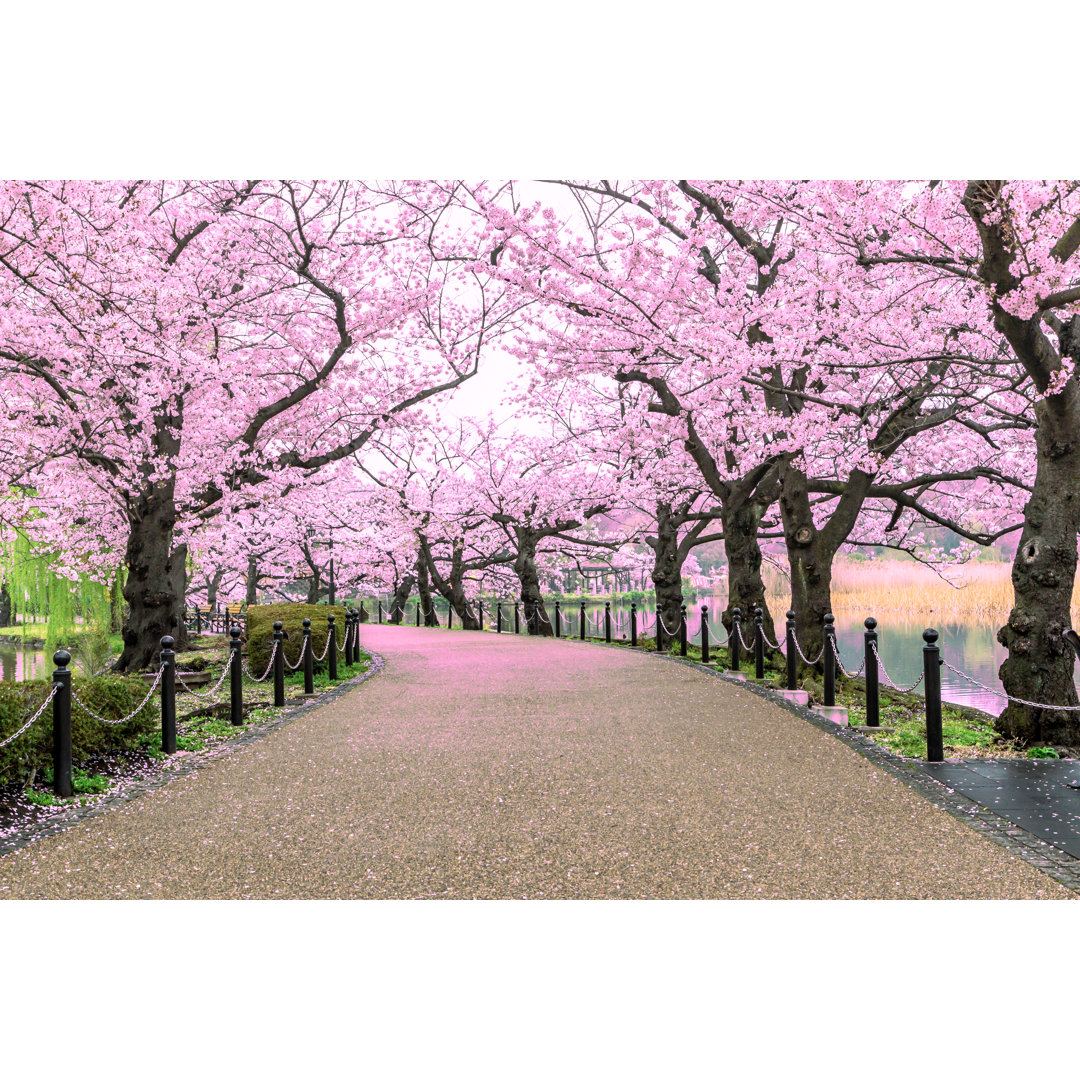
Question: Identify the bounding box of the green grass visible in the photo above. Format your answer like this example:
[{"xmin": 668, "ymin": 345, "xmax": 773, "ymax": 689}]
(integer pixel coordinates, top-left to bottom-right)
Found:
[
  {"xmin": 26, "ymin": 766, "xmax": 111, "ymax": 805},
  {"xmin": 165, "ymin": 648, "xmax": 372, "ymax": 751},
  {"xmin": 1, "ymin": 618, "xmax": 123, "ymax": 653}
]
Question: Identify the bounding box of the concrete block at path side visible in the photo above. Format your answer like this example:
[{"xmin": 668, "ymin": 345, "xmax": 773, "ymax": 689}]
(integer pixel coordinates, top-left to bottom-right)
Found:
[
  {"xmin": 721, "ymin": 671, "xmax": 748, "ymax": 682},
  {"xmin": 811, "ymin": 704, "xmax": 849, "ymax": 725},
  {"xmin": 775, "ymin": 688, "xmax": 810, "ymax": 707}
]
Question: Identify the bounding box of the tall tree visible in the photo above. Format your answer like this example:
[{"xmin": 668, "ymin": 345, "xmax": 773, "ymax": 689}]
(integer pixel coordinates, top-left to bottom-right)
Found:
[{"xmin": 0, "ymin": 181, "xmax": 515, "ymax": 668}]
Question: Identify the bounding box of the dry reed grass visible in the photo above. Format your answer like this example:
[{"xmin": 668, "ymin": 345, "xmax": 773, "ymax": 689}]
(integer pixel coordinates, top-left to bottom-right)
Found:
[
  {"xmin": 829, "ymin": 559, "xmax": 1077, "ymax": 623},
  {"xmin": 713, "ymin": 558, "xmax": 1080, "ymax": 625}
]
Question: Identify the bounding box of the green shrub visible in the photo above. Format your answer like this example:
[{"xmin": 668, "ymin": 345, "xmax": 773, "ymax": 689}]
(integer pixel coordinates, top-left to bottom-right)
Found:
[
  {"xmin": 246, "ymin": 603, "xmax": 348, "ymax": 677},
  {"xmin": 0, "ymin": 673, "xmax": 160, "ymax": 784},
  {"xmin": 1026, "ymin": 746, "xmax": 1060, "ymax": 759}
]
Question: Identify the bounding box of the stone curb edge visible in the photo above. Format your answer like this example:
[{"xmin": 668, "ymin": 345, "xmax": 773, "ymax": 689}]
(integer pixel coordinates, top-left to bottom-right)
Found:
[
  {"xmin": 555, "ymin": 635, "xmax": 1080, "ymax": 896},
  {"xmin": 0, "ymin": 653, "xmax": 386, "ymax": 862}
]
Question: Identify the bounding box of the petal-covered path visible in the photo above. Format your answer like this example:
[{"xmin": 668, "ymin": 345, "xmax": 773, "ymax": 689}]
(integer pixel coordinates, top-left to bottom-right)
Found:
[{"xmin": 0, "ymin": 626, "xmax": 1073, "ymax": 898}]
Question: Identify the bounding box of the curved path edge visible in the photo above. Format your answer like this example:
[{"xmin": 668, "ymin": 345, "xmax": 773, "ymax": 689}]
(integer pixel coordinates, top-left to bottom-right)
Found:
[
  {"xmin": 579, "ymin": 640, "xmax": 1080, "ymax": 895},
  {"xmin": 0, "ymin": 654, "xmax": 385, "ymax": 861}
]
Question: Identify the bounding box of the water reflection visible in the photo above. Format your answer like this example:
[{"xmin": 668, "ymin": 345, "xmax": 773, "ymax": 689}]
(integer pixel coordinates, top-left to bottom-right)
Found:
[{"xmin": 0, "ymin": 644, "xmax": 50, "ymax": 683}]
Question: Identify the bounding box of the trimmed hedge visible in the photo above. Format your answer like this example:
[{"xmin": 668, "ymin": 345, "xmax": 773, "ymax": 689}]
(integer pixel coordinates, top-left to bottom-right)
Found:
[
  {"xmin": 0, "ymin": 674, "xmax": 160, "ymax": 784},
  {"xmin": 246, "ymin": 603, "xmax": 348, "ymax": 677}
]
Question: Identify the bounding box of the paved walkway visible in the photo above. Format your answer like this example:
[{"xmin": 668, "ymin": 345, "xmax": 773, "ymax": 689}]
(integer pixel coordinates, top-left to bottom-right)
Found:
[
  {"xmin": 0, "ymin": 626, "xmax": 1073, "ymax": 898},
  {"xmin": 918, "ymin": 760, "xmax": 1080, "ymax": 858}
]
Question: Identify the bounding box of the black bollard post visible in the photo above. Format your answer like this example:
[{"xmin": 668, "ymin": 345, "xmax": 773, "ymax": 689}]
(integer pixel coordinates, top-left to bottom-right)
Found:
[
  {"xmin": 701, "ymin": 605, "xmax": 709, "ymax": 664},
  {"xmin": 515, "ymin": 602, "xmax": 521, "ymax": 635},
  {"xmin": 478, "ymin": 603, "xmax": 484, "ymax": 632},
  {"xmin": 864, "ymin": 617, "xmax": 879, "ymax": 727},
  {"xmin": 754, "ymin": 606, "xmax": 765, "ymax": 680},
  {"xmin": 497, "ymin": 603, "xmax": 503, "ymax": 634},
  {"xmin": 448, "ymin": 604, "xmax": 453, "ymax": 630},
  {"xmin": 786, "ymin": 610, "xmax": 798, "ymax": 691},
  {"xmin": 823, "ymin": 613, "xmax": 837, "ymax": 708},
  {"xmin": 52, "ymin": 649, "xmax": 72, "ymax": 797},
  {"xmin": 230, "ymin": 627, "xmax": 244, "ymax": 725},
  {"xmin": 328, "ymin": 614, "xmax": 338, "ymax": 681},
  {"xmin": 160, "ymin": 635, "xmax": 176, "ymax": 754},
  {"xmin": 555, "ymin": 600, "xmax": 561, "ymax": 638},
  {"xmin": 656, "ymin": 604, "xmax": 665, "ymax": 653},
  {"xmin": 378, "ymin": 599, "xmax": 383, "ymax": 625},
  {"xmin": 631, "ymin": 603, "xmax": 638, "ymax": 648},
  {"xmin": 273, "ymin": 621, "xmax": 285, "ymax": 706},
  {"xmin": 343, "ymin": 611, "xmax": 352, "ymax": 667},
  {"xmin": 416, "ymin": 602, "xmax": 421, "ymax": 627},
  {"xmin": 605, "ymin": 601, "xmax": 612, "ymax": 644},
  {"xmin": 579, "ymin": 602, "xmax": 586, "ymax": 641},
  {"xmin": 730, "ymin": 608, "xmax": 741, "ymax": 671},
  {"xmin": 680, "ymin": 604, "xmax": 688, "ymax": 657},
  {"xmin": 302, "ymin": 618, "xmax": 315, "ymax": 695},
  {"xmin": 924, "ymin": 628, "xmax": 944, "ymax": 762}
]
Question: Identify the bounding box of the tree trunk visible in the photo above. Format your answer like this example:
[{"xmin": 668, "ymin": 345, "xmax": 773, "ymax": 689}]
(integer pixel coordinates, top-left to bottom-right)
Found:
[
  {"xmin": 416, "ymin": 550, "xmax": 440, "ymax": 627},
  {"xmin": 778, "ymin": 465, "xmax": 834, "ymax": 666},
  {"xmin": 206, "ymin": 568, "xmax": 224, "ymax": 610},
  {"xmin": 514, "ymin": 534, "xmax": 553, "ymax": 636},
  {"xmin": 996, "ymin": 392, "xmax": 1080, "ymax": 746},
  {"xmin": 0, "ymin": 582, "xmax": 10, "ymax": 628},
  {"xmin": 169, "ymin": 543, "xmax": 190, "ymax": 653},
  {"xmin": 650, "ymin": 502, "xmax": 685, "ymax": 643},
  {"xmin": 109, "ymin": 574, "xmax": 124, "ymax": 633},
  {"xmin": 720, "ymin": 499, "xmax": 775, "ymax": 645},
  {"xmin": 246, "ymin": 556, "xmax": 260, "ymax": 605},
  {"xmin": 440, "ymin": 577, "xmax": 480, "ymax": 630},
  {"xmin": 305, "ymin": 572, "xmax": 322, "ymax": 605},
  {"xmin": 390, "ymin": 574, "xmax": 416, "ymax": 624},
  {"xmin": 780, "ymin": 459, "xmax": 879, "ymax": 669},
  {"xmin": 421, "ymin": 536, "xmax": 479, "ymax": 629},
  {"xmin": 117, "ymin": 487, "xmax": 187, "ymax": 672}
]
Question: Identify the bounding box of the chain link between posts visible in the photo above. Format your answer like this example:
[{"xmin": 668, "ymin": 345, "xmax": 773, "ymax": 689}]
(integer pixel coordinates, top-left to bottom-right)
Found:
[
  {"xmin": 244, "ymin": 639, "xmax": 279, "ymax": 682},
  {"xmin": 0, "ymin": 684, "xmax": 60, "ymax": 748},
  {"xmin": 940, "ymin": 656, "xmax": 1080, "ymax": 711},
  {"xmin": 174, "ymin": 651, "xmax": 235, "ymax": 700},
  {"xmin": 284, "ymin": 635, "xmax": 308, "ymax": 671},
  {"xmin": 870, "ymin": 641, "xmax": 924, "ymax": 694},
  {"xmin": 790, "ymin": 631, "xmax": 825, "ymax": 666},
  {"xmin": 72, "ymin": 667, "xmax": 165, "ymax": 726},
  {"xmin": 829, "ymin": 635, "xmax": 866, "ymax": 679}
]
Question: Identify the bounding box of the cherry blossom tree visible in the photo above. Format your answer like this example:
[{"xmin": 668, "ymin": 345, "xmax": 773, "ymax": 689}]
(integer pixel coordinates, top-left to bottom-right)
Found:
[
  {"xmin": 807, "ymin": 180, "xmax": 1080, "ymax": 743},
  {"xmin": 0, "ymin": 181, "xmax": 516, "ymax": 669},
  {"xmin": 473, "ymin": 180, "xmax": 1040, "ymax": 663}
]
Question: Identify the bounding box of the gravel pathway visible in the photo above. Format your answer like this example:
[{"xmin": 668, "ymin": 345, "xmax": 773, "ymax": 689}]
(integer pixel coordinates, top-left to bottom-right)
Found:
[{"xmin": 0, "ymin": 626, "xmax": 1073, "ymax": 898}]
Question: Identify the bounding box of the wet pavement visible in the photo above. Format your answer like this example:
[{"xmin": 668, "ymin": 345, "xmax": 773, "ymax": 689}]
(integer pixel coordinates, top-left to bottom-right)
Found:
[{"xmin": 916, "ymin": 760, "xmax": 1080, "ymax": 859}]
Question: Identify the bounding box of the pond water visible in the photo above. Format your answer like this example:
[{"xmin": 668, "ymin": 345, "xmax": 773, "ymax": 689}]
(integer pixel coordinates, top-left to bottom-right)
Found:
[{"xmin": 0, "ymin": 643, "xmax": 51, "ymax": 683}]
